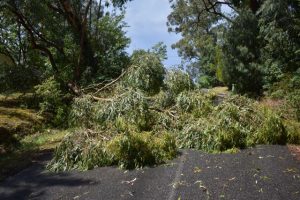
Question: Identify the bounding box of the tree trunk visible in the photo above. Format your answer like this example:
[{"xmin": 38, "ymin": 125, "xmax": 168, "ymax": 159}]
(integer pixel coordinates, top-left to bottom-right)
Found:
[
  {"xmin": 59, "ymin": 0, "xmax": 97, "ymax": 84},
  {"xmin": 249, "ymin": 0, "xmax": 260, "ymax": 13}
]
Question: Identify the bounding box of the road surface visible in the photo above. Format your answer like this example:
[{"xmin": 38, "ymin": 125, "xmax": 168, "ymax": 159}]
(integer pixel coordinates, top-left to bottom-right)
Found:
[{"xmin": 0, "ymin": 145, "xmax": 299, "ymax": 200}]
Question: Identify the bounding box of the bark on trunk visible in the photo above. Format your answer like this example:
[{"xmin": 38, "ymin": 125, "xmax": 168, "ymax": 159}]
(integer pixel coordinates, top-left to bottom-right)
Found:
[
  {"xmin": 59, "ymin": 0, "xmax": 97, "ymax": 84},
  {"xmin": 249, "ymin": 0, "xmax": 260, "ymax": 13}
]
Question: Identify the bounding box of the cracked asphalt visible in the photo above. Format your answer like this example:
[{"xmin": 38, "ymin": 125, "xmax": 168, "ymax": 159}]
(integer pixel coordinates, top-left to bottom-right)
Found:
[{"xmin": 0, "ymin": 145, "xmax": 299, "ymax": 200}]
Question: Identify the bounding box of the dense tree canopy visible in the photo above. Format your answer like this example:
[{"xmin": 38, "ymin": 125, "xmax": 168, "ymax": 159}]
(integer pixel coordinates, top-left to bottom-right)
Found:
[
  {"xmin": 0, "ymin": 0, "xmax": 132, "ymax": 93},
  {"xmin": 168, "ymin": 0, "xmax": 300, "ymax": 95}
]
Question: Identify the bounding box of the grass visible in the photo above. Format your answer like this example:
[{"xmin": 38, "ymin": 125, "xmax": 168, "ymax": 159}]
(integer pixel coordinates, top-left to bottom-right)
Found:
[
  {"xmin": 0, "ymin": 92, "xmax": 66, "ymax": 181},
  {"xmin": 0, "ymin": 107, "xmax": 43, "ymax": 135},
  {"xmin": 0, "ymin": 93, "xmax": 37, "ymax": 108},
  {"xmin": 209, "ymin": 87, "xmax": 229, "ymax": 94},
  {"xmin": 22, "ymin": 129, "xmax": 67, "ymax": 150},
  {"xmin": 0, "ymin": 106, "xmax": 43, "ymax": 155},
  {"xmin": 0, "ymin": 129, "xmax": 66, "ymax": 181}
]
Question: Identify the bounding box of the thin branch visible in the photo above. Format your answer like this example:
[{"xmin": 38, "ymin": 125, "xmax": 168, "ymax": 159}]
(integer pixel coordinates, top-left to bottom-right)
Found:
[
  {"xmin": 47, "ymin": 2, "xmax": 65, "ymax": 16},
  {"xmin": 5, "ymin": 4, "xmax": 60, "ymax": 74},
  {"xmin": 81, "ymin": 79, "xmax": 110, "ymax": 91},
  {"xmin": 201, "ymin": 0, "xmax": 234, "ymax": 23},
  {"xmin": 93, "ymin": 69, "xmax": 128, "ymax": 94}
]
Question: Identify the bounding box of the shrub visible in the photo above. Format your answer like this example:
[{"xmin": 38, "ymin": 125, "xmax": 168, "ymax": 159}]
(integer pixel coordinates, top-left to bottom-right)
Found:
[
  {"xmin": 35, "ymin": 77, "xmax": 62, "ymax": 113},
  {"xmin": 284, "ymin": 120, "xmax": 300, "ymax": 144},
  {"xmin": 285, "ymin": 89, "xmax": 300, "ymax": 121},
  {"xmin": 197, "ymin": 75, "xmax": 215, "ymax": 88},
  {"xmin": 0, "ymin": 63, "xmax": 41, "ymax": 93},
  {"xmin": 35, "ymin": 77, "xmax": 69, "ymax": 126}
]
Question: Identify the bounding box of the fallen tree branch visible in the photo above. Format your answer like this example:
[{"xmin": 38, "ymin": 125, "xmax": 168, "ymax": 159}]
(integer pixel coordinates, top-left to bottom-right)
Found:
[
  {"xmin": 93, "ymin": 69, "xmax": 128, "ymax": 94},
  {"xmin": 86, "ymin": 129, "xmax": 111, "ymax": 141},
  {"xmin": 81, "ymin": 79, "xmax": 111, "ymax": 92},
  {"xmin": 90, "ymin": 95, "xmax": 113, "ymax": 102}
]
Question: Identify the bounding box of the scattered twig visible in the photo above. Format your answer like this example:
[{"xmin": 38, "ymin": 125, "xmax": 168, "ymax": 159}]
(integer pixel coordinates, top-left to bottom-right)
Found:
[{"xmin": 122, "ymin": 178, "xmax": 137, "ymax": 186}]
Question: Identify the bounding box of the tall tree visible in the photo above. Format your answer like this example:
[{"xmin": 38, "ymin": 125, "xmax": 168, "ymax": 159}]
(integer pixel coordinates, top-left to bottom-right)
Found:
[
  {"xmin": 0, "ymin": 0, "xmax": 132, "ymax": 93},
  {"xmin": 258, "ymin": 0, "xmax": 300, "ymax": 89},
  {"xmin": 222, "ymin": 9, "xmax": 263, "ymax": 95},
  {"xmin": 167, "ymin": 0, "xmax": 226, "ymax": 87},
  {"xmin": 168, "ymin": 0, "xmax": 299, "ymax": 95}
]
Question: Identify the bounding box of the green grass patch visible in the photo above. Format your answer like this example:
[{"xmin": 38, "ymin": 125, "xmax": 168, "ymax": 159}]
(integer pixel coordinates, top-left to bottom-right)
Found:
[
  {"xmin": 0, "ymin": 129, "xmax": 66, "ymax": 181},
  {"xmin": 0, "ymin": 93, "xmax": 38, "ymax": 108},
  {"xmin": 22, "ymin": 129, "xmax": 67, "ymax": 150},
  {"xmin": 209, "ymin": 87, "xmax": 229, "ymax": 95},
  {"xmin": 284, "ymin": 120, "xmax": 300, "ymax": 144},
  {"xmin": 0, "ymin": 106, "xmax": 43, "ymax": 155},
  {"xmin": 0, "ymin": 107, "xmax": 43, "ymax": 135}
]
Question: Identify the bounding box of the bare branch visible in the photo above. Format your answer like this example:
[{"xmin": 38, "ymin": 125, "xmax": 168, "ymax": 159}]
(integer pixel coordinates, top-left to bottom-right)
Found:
[
  {"xmin": 93, "ymin": 69, "xmax": 128, "ymax": 94},
  {"xmin": 201, "ymin": 0, "xmax": 234, "ymax": 23}
]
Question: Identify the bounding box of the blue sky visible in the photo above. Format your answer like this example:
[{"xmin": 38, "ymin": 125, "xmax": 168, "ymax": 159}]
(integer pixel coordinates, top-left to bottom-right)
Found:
[{"xmin": 123, "ymin": 0, "xmax": 182, "ymax": 67}]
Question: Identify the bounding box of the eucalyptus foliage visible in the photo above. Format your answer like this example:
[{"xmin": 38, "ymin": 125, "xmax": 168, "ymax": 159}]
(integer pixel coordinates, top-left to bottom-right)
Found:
[
  {"xmin": 122, "ymin": 50, "xmax": 165, "ymax": 95},
  {"xmin": 164, "ymin": 69, "xmax": 194, "ymax": 95},
  {"xmin": 48, "ymin": 129, "xmax": 177, "ymax": 171},
  {"xmin": 176, "ymin": 95, "xmax": 287, "ymax": 152},
  {"xmin": 50, "ymin": 78, "xmax": 292, "ymax": 171}
]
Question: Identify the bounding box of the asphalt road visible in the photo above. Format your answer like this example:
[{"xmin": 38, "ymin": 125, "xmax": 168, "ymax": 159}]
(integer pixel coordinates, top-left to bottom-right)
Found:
[{"xmin": 0, "ymin": 145, "xmax": 299, "ymax": 200}]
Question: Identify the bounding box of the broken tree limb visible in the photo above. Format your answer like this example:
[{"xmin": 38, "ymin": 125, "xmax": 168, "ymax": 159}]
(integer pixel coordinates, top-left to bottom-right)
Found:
[{"xmin": 93, "ymin": 69, "xmax": 128, "ymax": 94}]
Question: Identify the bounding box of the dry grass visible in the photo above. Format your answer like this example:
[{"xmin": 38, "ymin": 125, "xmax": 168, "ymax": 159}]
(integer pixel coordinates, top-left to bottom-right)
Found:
[
  {"xmin": 209, "ymin": 87, "xmax": 229, "ymax": 95},
  {"xmin": 259, "ymin": 98, "xmax": 284, "ymax": 110}
]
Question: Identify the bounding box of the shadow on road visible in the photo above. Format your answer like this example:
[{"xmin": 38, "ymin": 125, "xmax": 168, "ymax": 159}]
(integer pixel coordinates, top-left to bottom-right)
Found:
[{"xmin": 0, "ymin": 162, "xmax": 95, "ymax": 200}]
